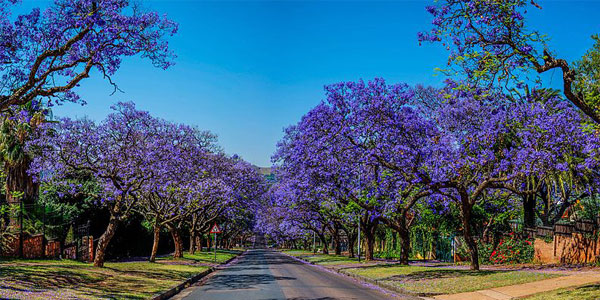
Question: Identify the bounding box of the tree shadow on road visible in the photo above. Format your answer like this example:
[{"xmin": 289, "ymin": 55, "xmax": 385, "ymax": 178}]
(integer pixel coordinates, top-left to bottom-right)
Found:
[
  {"xmin": 202, "ymin": 274, "xmax": 296, "ymax": 291},
  {"xmin": 264, "ymin": 298, "xmax": 338, "ymax": 300}
]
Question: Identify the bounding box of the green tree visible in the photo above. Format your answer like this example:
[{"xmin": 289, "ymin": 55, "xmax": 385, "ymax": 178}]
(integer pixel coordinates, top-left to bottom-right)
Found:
[{"xmin": 0, "ymin": 102, "xmax": 48, "ymax": 208}]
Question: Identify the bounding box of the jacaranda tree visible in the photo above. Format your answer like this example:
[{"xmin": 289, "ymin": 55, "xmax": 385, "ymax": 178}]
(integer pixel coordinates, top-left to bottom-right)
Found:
[
  {"xmin": 0, "ymin": 0, "xmax": 177, "ymax": 109},
  {"xmin": 266, "ymin": 76, "xmax": 600, "ymax": 270},
  {"xmin": 419, "ymin": 0, "xmax": 600, "ymax": 124},
  {"xmin": 427, "ymin": 82, "xmax": 599, "ymax": 270},
  {"xmin": 28, "ymin": 102, "xmax": 176, "ymax": 267},
  {"xmin": 138, "ymin": 125, "xmax": 220, "ymax": 262},
  {"xmin": 0, "ymin": 0, "xmax": 177, "ymax": 210}
]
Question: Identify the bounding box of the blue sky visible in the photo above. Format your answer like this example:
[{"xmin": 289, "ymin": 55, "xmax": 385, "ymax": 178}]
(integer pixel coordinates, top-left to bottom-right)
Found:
[{"xmin": 13, "ymin": 1, "xmax": 600, "ymax": 166}]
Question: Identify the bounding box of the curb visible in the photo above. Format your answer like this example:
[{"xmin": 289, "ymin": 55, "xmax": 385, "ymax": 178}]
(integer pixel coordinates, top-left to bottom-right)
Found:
[
  {"xmin": 150, "ymin": 251, "xmax": 245, "ymax": 300},
  {"xmin": 282, "ymin": 252, "xmax": 422, "ymax": 300}
]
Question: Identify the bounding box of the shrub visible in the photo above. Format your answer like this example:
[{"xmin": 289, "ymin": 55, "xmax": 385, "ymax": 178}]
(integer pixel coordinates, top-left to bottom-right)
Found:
[
  {"xmin": 480, "ymin": 232, "xmax": 534, "ymax": 264},
  {"xmin": 0, "ymin": 205, "xmax": 16, "ymax": 254}
]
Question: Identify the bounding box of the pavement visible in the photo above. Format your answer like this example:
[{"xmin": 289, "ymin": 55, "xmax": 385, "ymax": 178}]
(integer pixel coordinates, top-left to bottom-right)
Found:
[
  {"xmin": 171, "ymin": 249, "xmax": 401, "ymax": 300},
  {"xmin": 432, "ymin": 272, "xmax": 600, "ymax": 300}
]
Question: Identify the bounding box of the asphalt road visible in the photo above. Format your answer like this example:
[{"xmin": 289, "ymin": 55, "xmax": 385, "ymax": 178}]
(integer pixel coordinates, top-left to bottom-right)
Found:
[{"xmin": 172, "ymin": 249, "xmax": 400, "ymax": 300}]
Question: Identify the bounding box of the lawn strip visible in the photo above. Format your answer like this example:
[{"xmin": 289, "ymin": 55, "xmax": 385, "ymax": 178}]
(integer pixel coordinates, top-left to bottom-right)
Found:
[
  {"xmin": 524, "ymin": 283, "xmax": 600, "ymax": 300},
  {"xmin": 0, "ymin": 249, "xmax": 241, "ymax": 299},
  {"xmin": 346, "ymin": 265, "xmax": 561, "ymax": 296}
]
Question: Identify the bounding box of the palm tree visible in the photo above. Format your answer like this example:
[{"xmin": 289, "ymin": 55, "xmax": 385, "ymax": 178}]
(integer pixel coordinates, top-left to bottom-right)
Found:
[{"xmin": 0, "ymin": 101, "xmax": 47, "ymax": 210}]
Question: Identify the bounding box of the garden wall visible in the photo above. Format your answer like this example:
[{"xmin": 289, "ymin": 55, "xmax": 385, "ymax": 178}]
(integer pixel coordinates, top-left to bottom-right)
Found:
[
  {"xmin": 0, "ymin": 234, "xmax": 94, "ymax": 262},
  {"xmin": 534, "ymin": 233, "xmax": 600, "ymax": 264},
  {"xmin": 0, "ymin": 234, "xmax": 44, "ymax": 258}
]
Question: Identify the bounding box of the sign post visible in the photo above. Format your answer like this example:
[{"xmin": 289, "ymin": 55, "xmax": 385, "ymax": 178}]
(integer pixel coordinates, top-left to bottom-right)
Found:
[{"xmin": 210, "ymin": 223, "xmax": 222, "ymax": 263}]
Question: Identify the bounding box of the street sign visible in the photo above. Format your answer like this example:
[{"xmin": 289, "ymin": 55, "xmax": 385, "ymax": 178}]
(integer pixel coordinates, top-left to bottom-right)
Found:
[
  {"xmin": 210, "ymin": 223, "xmax": 222, "ymax": 263},
  {"xmin": 210, "ymin": 223, "xmax": 222, "ymax": 234}
]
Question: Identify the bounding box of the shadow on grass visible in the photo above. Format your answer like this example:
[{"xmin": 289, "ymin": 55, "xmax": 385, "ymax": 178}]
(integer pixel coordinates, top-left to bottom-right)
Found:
[
  {"xmin": 547, "ymin": 283, "xmax": 600, "ymax": 299},
  {"xmin": 76, "ymin": 276, "xmax": 154, "ymax": 300},
  {"xmin": 0, "ymin": 260, "xmax": 204, "ymax": 299},
  {"xmin": 0, "ymin": 263, "xmax": 106, "ymax": 290},
  {"xmin": 383, "ymin": 268, "xmax": 498, "ymax": 281},
  {"xmin": 157, "ymin": 250, "xmax": 242, "ymax": 264},
  {"xmin": 103, "ymin": 265, "xmax": 187, "ymax": 281}
]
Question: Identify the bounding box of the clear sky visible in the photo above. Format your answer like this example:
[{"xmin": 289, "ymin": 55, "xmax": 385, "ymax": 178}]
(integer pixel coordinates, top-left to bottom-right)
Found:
[{"xmin": 12, "ymin": 0, "xmax": 600, "ymax": 166}]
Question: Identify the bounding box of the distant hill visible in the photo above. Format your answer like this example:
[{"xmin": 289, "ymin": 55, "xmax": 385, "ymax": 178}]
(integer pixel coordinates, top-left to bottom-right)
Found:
[
  {"xmin": 255, "ymin": 167, "xmax": 272, "ymax": 176},
  {"xmin": 254, "ymin": 166, "xmax": 276, "ymax": 183}
]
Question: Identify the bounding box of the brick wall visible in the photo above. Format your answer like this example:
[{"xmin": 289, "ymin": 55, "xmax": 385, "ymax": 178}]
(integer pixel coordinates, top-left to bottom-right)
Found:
[
  {"xmin": 0, "ymin": 234, "xmax": 44, "ymax": 258},
  {"xmin": 45, "ymin": 240, "xmax": 60, "ymax": 258},
  {"xmin": 22, "ymin": 234, "xmax": 44, "ymax": 258},
  {"xmin": 1, "ymin": 234, "xmax": 94, "ymax": 262},
  {"xmin": 62, "ymin": 244, "xmax": 77, "ymax": 260}
]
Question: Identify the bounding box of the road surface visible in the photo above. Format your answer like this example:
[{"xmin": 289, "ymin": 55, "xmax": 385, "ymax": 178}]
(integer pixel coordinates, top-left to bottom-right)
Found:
[{"xmin": 173, "ymin": 249, "xmax": 402, "ymax": 300}]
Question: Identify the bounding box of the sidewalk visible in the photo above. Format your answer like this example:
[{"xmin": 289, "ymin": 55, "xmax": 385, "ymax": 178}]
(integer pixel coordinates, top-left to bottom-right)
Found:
[{"xmin": 432, "ymin": 272, "xmax": 600, "ymax": 300}]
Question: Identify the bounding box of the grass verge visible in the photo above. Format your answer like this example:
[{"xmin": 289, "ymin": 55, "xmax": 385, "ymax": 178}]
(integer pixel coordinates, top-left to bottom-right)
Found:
[
  {"xmin": 159, "ymin": 249, "xmax": 240, "ymax": 265},
  {"xmin": 0, "ymin": 249, "xmax": 241, "ymax": 300},
  {"xmin": 345, "ymin": 265, "xmax": 562, "ymax": 296},
  {"xmin": 282, "ymin": 250, "xmax": 563, "ymax": 296},
  {"xmin": 525, "ymin": 283, "xmax": 600, "ymax": 300}
]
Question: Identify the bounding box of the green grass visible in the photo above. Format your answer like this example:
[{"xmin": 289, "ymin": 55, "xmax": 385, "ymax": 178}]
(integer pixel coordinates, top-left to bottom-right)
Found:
[
  {"xmin": 0, "ymin": 250, "xmax": 241, "ymax": 299},
  {"xmin": 525, "ymin": 283, "xmax": 600, "ymax": 300},
  {"xmin": 345, "ymin": 265, "xmax": 561, "ymax": 296},
  {"xmin": 160, "ymin": 249, "xmax": 241, "ymax": 264},
  {"xmin": 282, "ymin": 250, "xmax": 564, "ymax": 296},
  {"xmin": 345, "ymin": 265, "xmax": 435, "ymax": 279}
]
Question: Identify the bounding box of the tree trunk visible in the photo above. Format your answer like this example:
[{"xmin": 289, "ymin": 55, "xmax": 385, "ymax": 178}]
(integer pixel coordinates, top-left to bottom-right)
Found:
[
  {"xmin": 460, "ymin": 194, "xmax": 479, "ymax": 270},
  {"xmin": 94, "ymin": 216, "xmax": 120, "ymax": 267},
  {"xmin": 168, "ymin": 225, "xmax": 184, "ymax": 259},
  {"xmin": 5, "ymin": 158, "xmax": 38, "ymax": 204},
  {"xmin": 347, "ymin": 233, "xmax": 356, "ymax": 258},
  {"xmin": 398, "ymin": 225, "xmax": 410, "ymax": 265},
  {"xmin": 319, "ymin": 234, "xmax": 329, "ymax": 254},
  {"xmin": 361, "ymin": 214, "xmax": 378, "ymax": 261},
  {"xmin": 189, "ymin": 230, "xmax": 196, "ymax": 255},
  {"xmin": 523, "ymin": 193, "xmax": 536, "ymax": 228},
  {"xmin": 364, "ymin": 227, "xmax": 376, "ymax": 261},
  {"xmin": 5, "ymin": 158, "xmax": 39, "ymax": 226},
  {"xmin": 149, "ymin": 222, "xmax": 160, "ymax": 262},
  {"xmin": 539, "ymin": 183, "xmax": 552, "ymax": 226},
  {"xmin": 333, "ymin": 228, "xmax": 342, "ymax": 255}
]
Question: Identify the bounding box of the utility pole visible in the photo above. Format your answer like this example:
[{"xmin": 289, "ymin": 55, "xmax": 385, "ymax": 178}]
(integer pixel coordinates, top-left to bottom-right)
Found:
[
  {"xmin": 19, "ymin": 201, "xmax": 23, "ymax": 259},
  {"xmin": 42, "ymin": 205, "xmax": 46, "ymax": 258},
  {"xmin": 313, "ymin": 231, "xmax": 316, "ymax": 254},
  {"xmin": 357, "ymin": 217, "xmax": 361, "ymax": 263}
]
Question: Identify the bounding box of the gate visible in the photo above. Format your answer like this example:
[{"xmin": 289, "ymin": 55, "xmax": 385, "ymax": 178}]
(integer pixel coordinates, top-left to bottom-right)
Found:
[{"xmin": 434, "ymin": 235, "xmax": 453, "ymax": 262}]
